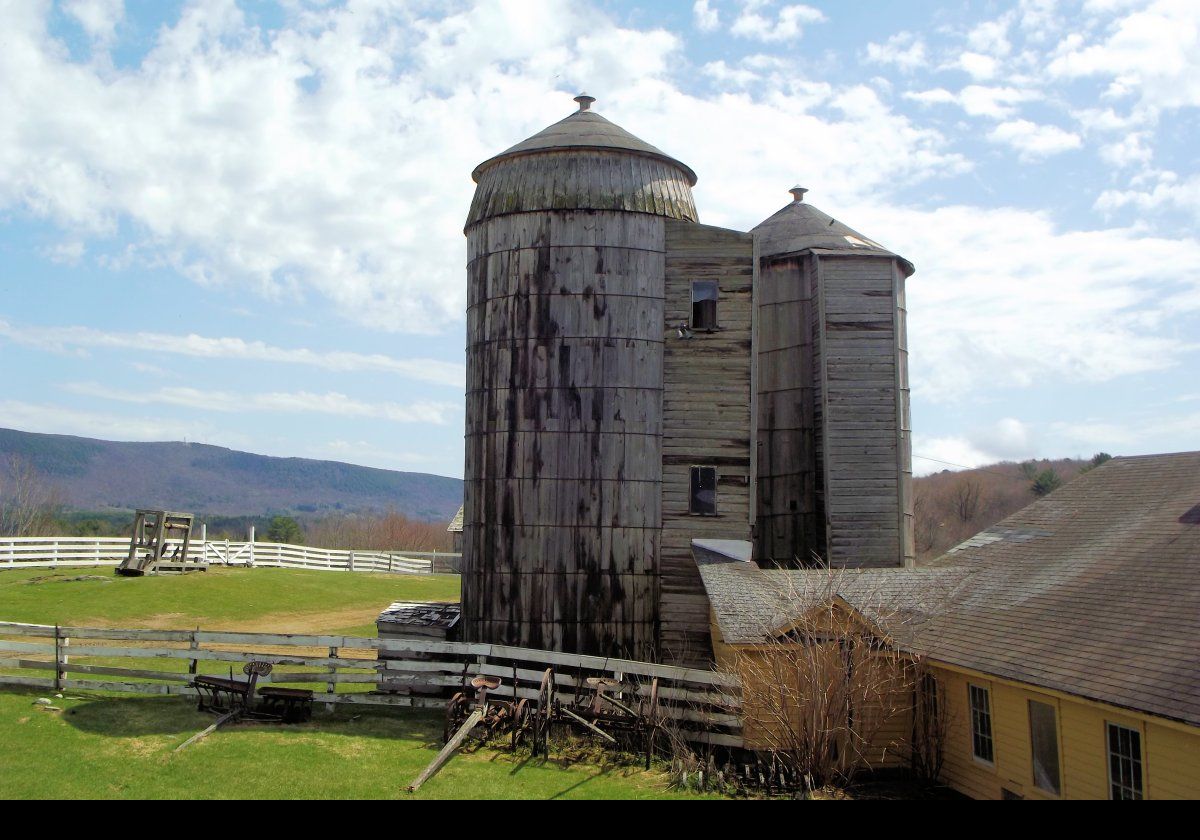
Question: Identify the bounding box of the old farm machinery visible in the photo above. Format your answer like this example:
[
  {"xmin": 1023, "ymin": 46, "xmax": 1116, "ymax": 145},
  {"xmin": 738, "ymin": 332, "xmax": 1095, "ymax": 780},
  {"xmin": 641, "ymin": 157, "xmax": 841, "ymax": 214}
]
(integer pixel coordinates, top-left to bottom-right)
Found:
[
  {"xmin": 176, "ymin": 661, "xmax": 315, "ymax": 752},
  {"xmin": 409, "ymin": 668, "xmax": 665, "ymax": 792}
]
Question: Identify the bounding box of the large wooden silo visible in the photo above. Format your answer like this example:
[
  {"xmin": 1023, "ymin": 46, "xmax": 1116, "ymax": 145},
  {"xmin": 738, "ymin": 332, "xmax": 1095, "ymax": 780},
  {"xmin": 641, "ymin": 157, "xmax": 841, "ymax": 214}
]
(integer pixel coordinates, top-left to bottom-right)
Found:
[{"xmin": 461, "ymin": 95, "xmax": 698, "ymax": 658}]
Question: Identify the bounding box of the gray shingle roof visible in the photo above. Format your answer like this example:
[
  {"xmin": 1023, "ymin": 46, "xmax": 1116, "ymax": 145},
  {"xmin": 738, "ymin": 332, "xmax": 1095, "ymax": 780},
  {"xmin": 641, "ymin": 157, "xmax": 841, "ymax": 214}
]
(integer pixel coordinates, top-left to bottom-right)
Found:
[
  {"xmin": 447, "ymin": 504, "xmax": 464, "ymax": 533},
  {"xmin": 472, "ymin": 108, "xmax": 697, "ymax": 185},
  {"xmin": 697, "ymin": 452, "xmax": 1200, "ymax": 726},
  {"xmin": 752, "ymin": 198, "xmax": 914, "ymax": 275},
  {"xmin": 923, "ymin": 452, "xmax": 1200, "ymax": 726}
]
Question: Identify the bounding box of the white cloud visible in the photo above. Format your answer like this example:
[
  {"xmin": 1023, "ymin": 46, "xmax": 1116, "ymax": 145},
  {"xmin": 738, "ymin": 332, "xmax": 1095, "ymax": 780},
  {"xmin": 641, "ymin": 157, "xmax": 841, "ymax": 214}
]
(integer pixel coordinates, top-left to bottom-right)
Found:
[
  {"xmin": 62, "ymin": 382, "xmax": 456, "ymax": 424},
  {"xmin": 913, "ymin": 417, "xmax": 1037, "ymax": 475},
  {"xmin": 1097, "ymin": 132, "xmax": 1154, "ymax": 169},
  {"xmin": 0, "ymin": 0, "xmax": 688, "ymax": 334},
  {"xmin": 0, "ymin": 399, "xmax": 221, "ymax": 443},
  {"xmin": 1095, "ymin": 170, "xmax": 1200, "ymax": 219},
  {"xmin": 864, "ymin": 32, "xmax": 928, "ymax": 72},
  {"xmin": 63, "ymin": 0, "xmax": 124, "ymax": 46},
  {"xmin": 967, "ymin": 17, "xmax": 1014, "ymax": 56},
  {"xmin": 1048, "ymin": 0, "xmax": 1200, "ymax": 111},
  {"xmin": 840, "ymin": 203, "xmax": 1200, "ymax": 403},
  {"xmin": 693, "ymin": 0, "xmax": 720, "ymax": 32},
  {"xmin": 905, "ymin": 85, "xmax": 1041, "ymax": 119},
  {"xmin": 957, "ymin": 52, "xmax": 1000, "ymax": 80},
  {"xmin": 0, "ymin": 320, "xmax": 465, "ymax": 387},
  {"xmin": 988, "ymin": 119, "xmax": 1083, "ymax": 159},
  {"xmin": 730, "ymin": 1, "xmax": 825, "ymax": 43}
]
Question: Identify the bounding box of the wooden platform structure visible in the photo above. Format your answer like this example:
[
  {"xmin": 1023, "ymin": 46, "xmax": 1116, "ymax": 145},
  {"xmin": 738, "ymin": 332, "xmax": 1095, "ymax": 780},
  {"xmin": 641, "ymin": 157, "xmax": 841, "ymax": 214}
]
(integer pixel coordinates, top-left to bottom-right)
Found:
[{"xmin": 116, "ymin": 509, "xmax": 203, "ymax": 576}]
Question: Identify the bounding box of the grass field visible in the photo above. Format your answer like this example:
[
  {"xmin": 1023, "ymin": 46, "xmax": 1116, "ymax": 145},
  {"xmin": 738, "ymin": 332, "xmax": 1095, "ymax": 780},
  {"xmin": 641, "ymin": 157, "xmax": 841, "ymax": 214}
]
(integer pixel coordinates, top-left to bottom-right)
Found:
[
  {"xmin": 0, "ymin": 566, "xmax": 714, "ymax": 799},
  {"xmin": 0, "ymin": 688, "xmax": 709, "ymax": 799},
  {"xmin": 0, "ymin": 566, "xmax": 460, "ymax": 636}
]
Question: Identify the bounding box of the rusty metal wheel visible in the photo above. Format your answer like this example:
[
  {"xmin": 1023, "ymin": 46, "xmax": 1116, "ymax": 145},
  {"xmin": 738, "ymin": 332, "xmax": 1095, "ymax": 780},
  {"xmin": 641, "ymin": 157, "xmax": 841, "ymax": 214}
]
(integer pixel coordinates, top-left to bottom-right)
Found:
[{"xmin": 533, "ymin": 668, "xmax": 555, "ymax": 757}]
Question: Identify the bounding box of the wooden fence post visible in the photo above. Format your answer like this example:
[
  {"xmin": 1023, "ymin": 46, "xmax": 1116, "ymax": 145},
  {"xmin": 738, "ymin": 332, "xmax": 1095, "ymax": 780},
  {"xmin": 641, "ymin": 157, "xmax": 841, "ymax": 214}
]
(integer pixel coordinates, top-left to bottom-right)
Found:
[
  {"xmin": 189, "ymin": 629, "xmax": 199, "ymax": 678},
  {"xmin": 327, "ymin": 645, "xmax": 338, "ymax": 712},
  {"xmin": 349, "ymin": 551, "xmax": 355, "ymax": 573},
  {"xmin": 54, "ymin": 626, "xmax": 69, "ymax": 691},
  {"xmin": 248, "ymin": 526, "xmax": 255, "ymax": 567}
]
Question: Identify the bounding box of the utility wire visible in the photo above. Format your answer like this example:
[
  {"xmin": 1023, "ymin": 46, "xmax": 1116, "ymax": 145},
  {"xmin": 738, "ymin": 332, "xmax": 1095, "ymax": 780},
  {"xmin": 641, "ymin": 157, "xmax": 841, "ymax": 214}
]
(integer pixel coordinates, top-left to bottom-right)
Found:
[{"xmin": 912, "ymin": 453, "xmax": 1033, "ymax": 478}]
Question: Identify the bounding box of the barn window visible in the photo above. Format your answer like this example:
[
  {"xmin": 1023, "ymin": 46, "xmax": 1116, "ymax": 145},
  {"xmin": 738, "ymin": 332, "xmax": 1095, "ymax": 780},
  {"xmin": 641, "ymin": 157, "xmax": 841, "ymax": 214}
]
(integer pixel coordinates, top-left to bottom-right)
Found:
[
  {"xmin": 689, "ymin": 466, "xmax": 718, "ymax": 516},
  {"xmin": 968, "ymin": 684, "xmax": 994, "ymax": 764},
  {"xmin": 1029, "ymin": 700, "xmax": 1061, "ymax": 795},
  {"xmin": 690, "ymin": 280, "xmax": 719, "ymax": 331},
  {"xmin": 1107, "ymin": 723, "xmax": 1143, "ymax": 800}
]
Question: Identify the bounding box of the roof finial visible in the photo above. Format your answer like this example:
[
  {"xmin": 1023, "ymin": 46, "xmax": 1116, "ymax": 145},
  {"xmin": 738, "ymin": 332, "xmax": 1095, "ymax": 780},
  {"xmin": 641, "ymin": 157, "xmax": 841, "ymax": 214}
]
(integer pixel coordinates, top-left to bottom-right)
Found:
[
  {"xmin": 574, "ymin": 92, "xmax": 596, "ymax": 112},
  {"xmin": 790, "ymin": 185, "xmax": 808, "ymax": 203}
]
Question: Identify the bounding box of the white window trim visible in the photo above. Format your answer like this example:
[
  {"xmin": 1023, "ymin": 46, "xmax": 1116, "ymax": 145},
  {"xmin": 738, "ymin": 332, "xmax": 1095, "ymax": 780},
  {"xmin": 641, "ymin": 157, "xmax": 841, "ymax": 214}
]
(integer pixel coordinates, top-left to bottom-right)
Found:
[
  {"xmin": 1028, "ymin": 697, "xmax": 1063, "ymax": 798},
  {"xmin": 968, "ymin": 682, "xmax": 996, "ymax": 768},
  {"xmin": 1105, "ymin": 721, "xmax": 1145, "ymax": 801}
]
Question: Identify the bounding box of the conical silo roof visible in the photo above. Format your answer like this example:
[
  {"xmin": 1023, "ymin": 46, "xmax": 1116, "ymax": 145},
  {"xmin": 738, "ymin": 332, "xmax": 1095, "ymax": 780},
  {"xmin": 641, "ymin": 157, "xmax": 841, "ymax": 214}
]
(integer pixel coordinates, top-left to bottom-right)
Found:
[
  {"xmin": 466, "ymin": 95, "xmax": 698, "ymax": 227},
  {"xmin": 753, "ymin": 188, "xmax": 914, "ymax": 276},
  {"xmin": 472, "ymin": 95, "xmax": 698, "ymax": 185}
]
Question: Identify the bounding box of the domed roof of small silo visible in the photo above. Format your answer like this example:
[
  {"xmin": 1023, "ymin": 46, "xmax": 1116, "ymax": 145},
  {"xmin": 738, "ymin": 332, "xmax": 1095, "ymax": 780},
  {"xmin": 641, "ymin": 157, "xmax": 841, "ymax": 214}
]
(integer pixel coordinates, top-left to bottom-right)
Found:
[
  {"xmin": 753, "ymin": 188, "xmax": 914, "ymax": 276},
  {"xmin": 467, "ymin": 94, "xmax": 698, "ymax": 228}
]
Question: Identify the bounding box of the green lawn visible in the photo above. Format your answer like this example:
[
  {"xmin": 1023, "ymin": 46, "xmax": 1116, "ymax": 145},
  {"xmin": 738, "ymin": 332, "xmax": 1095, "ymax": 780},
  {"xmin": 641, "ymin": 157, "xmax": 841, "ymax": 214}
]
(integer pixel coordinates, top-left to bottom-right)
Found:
[
  {"xmin": 0, "ymin": 567, "xmax": 460, "ymax": 636},
  {"xmin": 0, "ymin": 688, "xmax": 708, "ymax": 800},
  {"xmin": 0, "ymin": 567, "xmax": 722, "ymax": 799}
]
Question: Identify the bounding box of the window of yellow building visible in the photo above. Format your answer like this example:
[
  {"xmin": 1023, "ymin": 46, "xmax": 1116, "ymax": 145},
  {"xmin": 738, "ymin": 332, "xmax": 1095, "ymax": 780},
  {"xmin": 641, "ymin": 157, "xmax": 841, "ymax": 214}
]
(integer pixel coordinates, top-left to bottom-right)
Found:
[
  {"xmin": 1106, "ymin": 723, "xmax": 1144, "ymax": 800},
  {"xmin": 968, "ymin": 683, "xmax": 994, "ymax": 764},
  {"xmin": 1029, "ymin": 700, "xmax": 1062, "ymax": 795}
]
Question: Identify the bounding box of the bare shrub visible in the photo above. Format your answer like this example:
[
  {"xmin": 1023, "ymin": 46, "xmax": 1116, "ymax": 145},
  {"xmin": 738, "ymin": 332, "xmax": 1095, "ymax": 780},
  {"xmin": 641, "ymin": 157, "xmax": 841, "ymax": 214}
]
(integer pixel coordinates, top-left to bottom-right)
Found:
[
  {"xmin": 726, "ymin": 568, "xmax": 960, "ymax": 791},
  {"xmin": 951, "ymin": 479, "xmax": 982, "ymax": 523},
  {"xmin": 0, "ymin": 455, "xmax": 62, "ymax": 537}
]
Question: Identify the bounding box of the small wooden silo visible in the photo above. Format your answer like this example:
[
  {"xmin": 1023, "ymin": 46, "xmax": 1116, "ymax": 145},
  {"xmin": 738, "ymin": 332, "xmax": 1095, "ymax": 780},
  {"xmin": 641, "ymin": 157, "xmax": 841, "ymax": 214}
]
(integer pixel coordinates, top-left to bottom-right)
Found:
[
  {"xmin": 752, "ymin": 188, "xmax": 915, "ymax": 568},
  {"xmin": 461, "ymin": 95, "xmax": 699, "ymax": 658}
]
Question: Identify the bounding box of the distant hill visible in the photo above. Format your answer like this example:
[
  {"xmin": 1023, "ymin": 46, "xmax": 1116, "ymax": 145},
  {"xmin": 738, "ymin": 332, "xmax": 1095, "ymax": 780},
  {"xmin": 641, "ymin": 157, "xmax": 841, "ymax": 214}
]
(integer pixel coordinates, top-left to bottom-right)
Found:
[
  {"xmin": 0, "ymin": 428, "xmax": 463, "ymax": 522},
  {"xmin": 914, "ymin": 456, "xmax": 1100, "ymax": 562}
]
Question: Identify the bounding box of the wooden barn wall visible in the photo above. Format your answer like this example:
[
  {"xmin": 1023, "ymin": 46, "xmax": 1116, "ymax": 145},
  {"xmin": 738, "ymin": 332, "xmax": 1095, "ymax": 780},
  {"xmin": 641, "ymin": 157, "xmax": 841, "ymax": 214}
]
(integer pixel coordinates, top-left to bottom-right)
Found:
[
  {"xmin": 816, "ymin": 255, "xmax": 909, "ymax": 568},
  {"xmin": 754, "ymin": 256, "xmax": 823, "ymax": 565},
  {"xmin": 462, "ymin": 210, "xmax": 666, "ymax": 659},
  {"xmin": 661, "ymin": 219, "xmax": 754, "ymax": 666}
]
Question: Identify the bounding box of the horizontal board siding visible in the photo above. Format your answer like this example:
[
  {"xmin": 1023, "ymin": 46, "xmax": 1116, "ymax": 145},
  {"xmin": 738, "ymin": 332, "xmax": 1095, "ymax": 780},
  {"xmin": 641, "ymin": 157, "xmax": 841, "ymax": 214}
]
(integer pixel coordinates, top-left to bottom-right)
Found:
[
  {"xmin": 661, "ymin": 220, "xmax": 754, "ymax": 666},
  {"xmin": 819, "ymin": 256, "xmax": 905, "ymax": 568}
]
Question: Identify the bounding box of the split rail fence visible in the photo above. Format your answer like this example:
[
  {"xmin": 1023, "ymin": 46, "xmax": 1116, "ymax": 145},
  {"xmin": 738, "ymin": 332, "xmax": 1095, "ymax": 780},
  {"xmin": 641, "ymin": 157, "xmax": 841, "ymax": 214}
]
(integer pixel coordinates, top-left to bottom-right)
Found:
[
  {"xmin": 0, "ymin": 537, "xmax": 459, "ymax": 575},
  {"xmin": 0, "ymin": 620, "xmax": 743, "ymax": 747}
]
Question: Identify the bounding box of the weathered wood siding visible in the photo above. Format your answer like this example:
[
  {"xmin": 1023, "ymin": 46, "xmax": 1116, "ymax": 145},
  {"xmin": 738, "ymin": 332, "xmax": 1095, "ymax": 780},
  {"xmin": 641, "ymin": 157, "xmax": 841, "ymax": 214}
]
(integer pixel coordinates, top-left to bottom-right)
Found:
[
  {"xmin": 661, "ymin": 220, "xmax": 754, "ymax": 665},
  {"xmin": 817, "ymin": 255, "xmax": 913, "ymax": 568},
  {"xmin": 755, "ymin": 256, "xmax": 823, "ymax": 564},
  {"xmin": 463, "ymin": 210, "xmax": 666, "ymax": 658}
]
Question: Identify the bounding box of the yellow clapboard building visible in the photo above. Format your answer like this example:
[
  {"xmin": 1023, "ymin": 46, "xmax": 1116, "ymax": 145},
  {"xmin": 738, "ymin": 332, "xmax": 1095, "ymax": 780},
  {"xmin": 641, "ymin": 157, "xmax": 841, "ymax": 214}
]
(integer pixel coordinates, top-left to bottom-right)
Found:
[{"xmin": 696, "ymin": 452, "xmax": 1200, "ymax": 799}]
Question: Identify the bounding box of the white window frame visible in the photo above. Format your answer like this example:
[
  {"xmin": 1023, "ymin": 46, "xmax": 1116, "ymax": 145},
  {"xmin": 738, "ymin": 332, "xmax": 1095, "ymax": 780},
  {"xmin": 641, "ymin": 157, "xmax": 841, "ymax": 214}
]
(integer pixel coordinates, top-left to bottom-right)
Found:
[
  {"xmin": 1028, "ymin": 698, "xmax": 1063, "ymax": 797},
  {"xmin": 968, "ymin": 683, "xmax": 995, "ymax": 766},
  {"xmin": 1106, "ymin": 722, "xmax": 1144, "ymax": 800}
]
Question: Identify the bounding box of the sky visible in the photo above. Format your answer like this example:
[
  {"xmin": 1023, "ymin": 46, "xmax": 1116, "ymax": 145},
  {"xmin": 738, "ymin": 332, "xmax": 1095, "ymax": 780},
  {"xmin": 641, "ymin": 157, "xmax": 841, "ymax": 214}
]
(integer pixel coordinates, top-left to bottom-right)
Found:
[{"xmin": 0, "ymin": 0, "xmax": 1198, "ymax": 480}]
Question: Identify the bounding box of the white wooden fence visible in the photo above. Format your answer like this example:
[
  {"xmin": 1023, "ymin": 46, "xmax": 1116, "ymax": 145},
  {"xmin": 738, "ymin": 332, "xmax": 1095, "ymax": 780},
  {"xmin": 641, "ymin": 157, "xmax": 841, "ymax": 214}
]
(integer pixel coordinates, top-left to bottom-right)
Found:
[
  {"xmin": 0, "ymin": 536, "xmax": 460, "ymax": 575},
  {"xmin": 0, "ymin": 620, "xmax": 743, "ymax": 747}
]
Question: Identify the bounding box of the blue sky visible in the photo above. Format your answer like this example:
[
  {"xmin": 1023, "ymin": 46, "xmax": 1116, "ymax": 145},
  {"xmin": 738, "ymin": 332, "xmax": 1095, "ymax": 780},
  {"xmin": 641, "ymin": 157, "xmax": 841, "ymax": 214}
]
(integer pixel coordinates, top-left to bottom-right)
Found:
[{"xmin": 1, "ymin": 0, "xmax": 1198, "ymax": 480}]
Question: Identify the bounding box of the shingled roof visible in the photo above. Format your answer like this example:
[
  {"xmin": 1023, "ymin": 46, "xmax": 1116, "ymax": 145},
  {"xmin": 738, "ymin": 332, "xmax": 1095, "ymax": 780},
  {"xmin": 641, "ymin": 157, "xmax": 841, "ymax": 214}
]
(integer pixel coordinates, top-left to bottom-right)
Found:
[
  {"xmin": 923, "ymin": 451, "xmax": 1200, "ymax": 727},
  {"xmin": 697, "ymin": 452, "xmax": 1200, "ymax": 727},
  {"xmin": 447, "ymin": 504, "xmax": 464, "ymax": 533}
]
